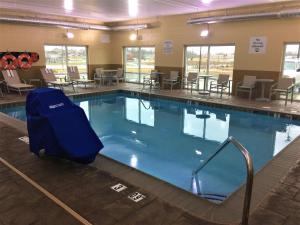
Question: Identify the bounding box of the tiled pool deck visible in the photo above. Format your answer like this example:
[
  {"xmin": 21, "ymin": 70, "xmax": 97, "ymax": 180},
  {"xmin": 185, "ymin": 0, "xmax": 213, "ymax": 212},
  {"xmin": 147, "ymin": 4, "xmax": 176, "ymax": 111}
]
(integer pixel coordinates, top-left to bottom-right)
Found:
[{"xmin": 0, "ymin": 83, "xmax": 300, "ymax": 225}]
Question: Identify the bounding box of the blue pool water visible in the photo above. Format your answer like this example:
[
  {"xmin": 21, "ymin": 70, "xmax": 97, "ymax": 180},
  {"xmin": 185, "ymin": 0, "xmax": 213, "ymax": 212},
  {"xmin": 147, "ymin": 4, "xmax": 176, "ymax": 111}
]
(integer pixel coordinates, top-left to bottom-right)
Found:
[{"xmin": 2, "ymin": 93, "xmax": 300, "ymax": 202}]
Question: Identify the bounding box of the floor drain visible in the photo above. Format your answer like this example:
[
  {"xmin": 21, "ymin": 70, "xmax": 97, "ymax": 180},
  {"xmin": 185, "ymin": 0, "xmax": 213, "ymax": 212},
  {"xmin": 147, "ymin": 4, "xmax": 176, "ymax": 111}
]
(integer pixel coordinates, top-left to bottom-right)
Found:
[
  {"xmin": 110, "ymin": 183, "xmax": 127, "ymax": 192},
  {"xmin": 18, "ymin": 136, "xmax": 29, "ymax": 144},
  {"xmin": 128, "ymin": 192, "xmax": 146, "ymax": 203}
]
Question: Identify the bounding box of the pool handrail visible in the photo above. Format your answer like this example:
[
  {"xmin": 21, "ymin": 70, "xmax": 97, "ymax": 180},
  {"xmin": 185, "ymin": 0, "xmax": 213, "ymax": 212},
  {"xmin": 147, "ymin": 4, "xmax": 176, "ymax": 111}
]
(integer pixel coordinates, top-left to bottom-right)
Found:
[{"xmin": 192, "ymin": 136, "xmax": 253, "ymax": 225}]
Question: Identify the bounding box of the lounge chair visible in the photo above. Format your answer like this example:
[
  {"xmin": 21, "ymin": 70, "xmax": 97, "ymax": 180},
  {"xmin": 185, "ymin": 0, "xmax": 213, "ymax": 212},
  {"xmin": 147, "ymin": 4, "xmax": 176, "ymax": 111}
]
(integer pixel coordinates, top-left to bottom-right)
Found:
[
  {"xmin": 163, "ymin": 71, "xmax": 179, "ymax": 91},
  {"xmin": 40, "ymin": 68, "xmax": 75, "ymax": 92},
  {"xmin": 269, "ymin": 77, "xmax": 295, "ymax": 106},
  {"xmin": 236, "ymin": 75, "xmax": 256, "ymax": 100},
  {"xmin": 1, "ymin": 70, "xmax": 34, "ymax": 95},
  {"xmin": 209, "ymin": 74, "xmax": 230, "ymax": 98},
  {"xmin": 67, "ymin": 66, "xmax": 94, "ymax": 88},
  {"xmin": 181, "ymin": 72, "xmax": 198, "ymax": 94}
]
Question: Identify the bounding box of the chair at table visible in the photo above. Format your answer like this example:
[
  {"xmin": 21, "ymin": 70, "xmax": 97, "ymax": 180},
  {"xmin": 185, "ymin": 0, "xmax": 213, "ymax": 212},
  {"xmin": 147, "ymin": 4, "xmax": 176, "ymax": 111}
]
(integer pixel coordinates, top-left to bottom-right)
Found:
[
  {"xmin": 115, "ymin": 68, "xmax": 125, "ymax": 85},
  {"xmin": 236, "ymin": 75, "xmax": 256, "ymax": 100},
  {"xmin": 143, "ymin": 70, "xmax": 159, "ymax": 89},
  {"xmin": 94, "ymin": 68, "xmax": 103, "ymax": 86},
  {"xmin": 209, "ymin": 74, "xmax": 230, "ymax": 98},
  {"xmin": 269, "ymin": 77, "xmax": 295, "ymax": 106},
  {"xmin": 162, "ymin": 71, "xmax": 179, "ymax": 91},
  {"xmin": 181, "ymin": 72, "xmax": 198, "ymax": 94}
]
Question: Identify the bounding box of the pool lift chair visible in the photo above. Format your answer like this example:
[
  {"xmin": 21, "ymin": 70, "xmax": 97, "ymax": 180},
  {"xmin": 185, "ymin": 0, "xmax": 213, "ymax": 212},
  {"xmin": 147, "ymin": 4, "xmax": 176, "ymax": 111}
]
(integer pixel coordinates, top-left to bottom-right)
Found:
[{"xmin": 191, "ymin": 136, "xmax": 254, "ymax": 225}]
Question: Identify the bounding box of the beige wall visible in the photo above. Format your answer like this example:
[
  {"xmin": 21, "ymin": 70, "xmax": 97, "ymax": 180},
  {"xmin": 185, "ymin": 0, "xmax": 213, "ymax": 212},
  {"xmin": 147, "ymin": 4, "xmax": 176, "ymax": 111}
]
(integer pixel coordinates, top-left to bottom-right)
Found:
[
  {"xmin": 111, "ymin": 14, "xmax": 300, "ymax": 72},
  {"xmin": 0, "ymin": 23, "xmax": 112, "ymax": 66},
  {"xmin": 0, "ymin": 6, "xmax": 300, "ymax": 81}
]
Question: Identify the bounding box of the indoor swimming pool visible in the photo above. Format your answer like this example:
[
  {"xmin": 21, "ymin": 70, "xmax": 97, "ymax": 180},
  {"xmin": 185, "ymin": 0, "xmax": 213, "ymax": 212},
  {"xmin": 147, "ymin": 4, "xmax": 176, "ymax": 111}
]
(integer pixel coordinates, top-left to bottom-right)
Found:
[{"xmin": 1, "ymin": 92, "xmax": 300, "ymax": 203}]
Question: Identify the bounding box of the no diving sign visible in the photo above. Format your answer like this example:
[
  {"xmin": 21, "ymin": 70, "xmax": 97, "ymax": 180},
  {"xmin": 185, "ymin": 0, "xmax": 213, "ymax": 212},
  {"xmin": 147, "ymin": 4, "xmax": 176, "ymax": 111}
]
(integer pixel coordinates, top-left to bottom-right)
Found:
[{"xmin": 249, "ymin": 36, "xmax": 267, "ymax": 54}]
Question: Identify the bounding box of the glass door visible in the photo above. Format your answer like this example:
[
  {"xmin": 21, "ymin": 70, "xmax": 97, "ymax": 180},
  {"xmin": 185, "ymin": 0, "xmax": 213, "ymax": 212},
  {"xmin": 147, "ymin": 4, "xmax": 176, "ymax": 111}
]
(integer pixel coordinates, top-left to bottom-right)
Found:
[
  {"xmin": 66, "ymin": 46, "xmax": 88, "ymax": 79},
  {"xmin": 140, "ymin": 47, "xmax": 155, "ymax": 83},
  {"xmin": 124, "ymin": 47, "xmax": 155, "ymax": 83},
  {"xmin": 124, "ymin": 47, "xmax": 140, "ymax": 83}
]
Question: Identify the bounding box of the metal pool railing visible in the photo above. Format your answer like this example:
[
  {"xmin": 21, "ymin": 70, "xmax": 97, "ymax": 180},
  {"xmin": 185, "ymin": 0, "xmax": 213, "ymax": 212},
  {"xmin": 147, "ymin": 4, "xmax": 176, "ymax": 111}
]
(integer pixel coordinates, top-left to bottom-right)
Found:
[{"xmin": 192, "ymin": 136, "xmax": 254, "ymax": 225}]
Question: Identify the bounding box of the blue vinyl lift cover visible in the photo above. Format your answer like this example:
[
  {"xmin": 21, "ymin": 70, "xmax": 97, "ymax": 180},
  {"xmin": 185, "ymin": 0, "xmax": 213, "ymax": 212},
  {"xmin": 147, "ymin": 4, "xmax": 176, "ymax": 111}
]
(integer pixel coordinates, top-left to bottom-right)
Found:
[{"xmin": 26, "ymin": 88, "xmax": 103, "ymax": 163}]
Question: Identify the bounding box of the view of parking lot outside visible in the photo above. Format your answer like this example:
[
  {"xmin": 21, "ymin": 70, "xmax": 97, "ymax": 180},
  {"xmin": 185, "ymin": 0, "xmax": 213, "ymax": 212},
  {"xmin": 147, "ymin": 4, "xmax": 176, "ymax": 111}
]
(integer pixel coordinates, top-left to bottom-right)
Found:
[
  {"xmin": 283, "ymin": 44, "xmax": 300, "ymax": 98},
  {"xmin": 185, "ymin": 45, "xmax": 235, "ymax": 90},
  {"xmin": 124, "ymin": 47, "xmax": 155, "ymax": 83},
  {"xmin": 44, "ymin": 45, "xmax": 88, "ymax": 79}
]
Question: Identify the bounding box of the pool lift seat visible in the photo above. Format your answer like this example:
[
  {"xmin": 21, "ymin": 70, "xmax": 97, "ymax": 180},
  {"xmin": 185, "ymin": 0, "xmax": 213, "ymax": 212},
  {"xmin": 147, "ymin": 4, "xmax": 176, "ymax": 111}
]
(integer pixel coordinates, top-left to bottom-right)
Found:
[
  {"xmin": 191, "ymin": 136, "xmax": 253, "ymax": 225},
  {"xmin": 26, "ymin": 88, "xmax": 104, "ymax": 164}
]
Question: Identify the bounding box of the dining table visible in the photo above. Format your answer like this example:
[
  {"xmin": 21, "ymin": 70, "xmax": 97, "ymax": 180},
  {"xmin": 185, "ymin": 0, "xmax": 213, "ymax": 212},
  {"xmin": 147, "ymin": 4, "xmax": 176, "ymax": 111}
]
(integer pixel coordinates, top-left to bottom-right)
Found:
[
  {"xmin": 255, "ymin": 78, "xmax": 274, "ymax": 101},
  {"xmin": 198, "ymin": 74, "xmax": 213, "ymax": 95},
  {"xmin": 101, "ymin": 69, "xmax": 118, "ymax": 85}
]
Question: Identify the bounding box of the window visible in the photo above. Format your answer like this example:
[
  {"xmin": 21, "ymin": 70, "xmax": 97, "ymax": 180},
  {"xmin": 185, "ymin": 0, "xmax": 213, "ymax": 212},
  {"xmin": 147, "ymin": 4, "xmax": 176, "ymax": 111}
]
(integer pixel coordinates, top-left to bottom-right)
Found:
[
  {"xmin": 184, "ymin": 45, "xmax": 235, "ymax": 90},
  {"xmin": 44, "ymin": 45, "xmax": 88, "ymax": 79},
  {"xmin": 283, "ymin": 44, "xmax": 300, "ymax": 78},
  {"xmin": 124, "ymin": 47, "xmax": 155, "ymax": 83}
]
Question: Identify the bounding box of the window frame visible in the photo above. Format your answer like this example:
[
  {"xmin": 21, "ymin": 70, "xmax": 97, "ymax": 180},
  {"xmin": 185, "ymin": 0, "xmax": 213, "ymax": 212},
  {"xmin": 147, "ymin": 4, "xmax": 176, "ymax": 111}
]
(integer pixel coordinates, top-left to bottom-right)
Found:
[
  {"xmin": 123, "ymin": 45, "xmax": 156, "ymax": 84},
  {"xmin": 44, "ymin": 44, "xmax": 89, "ymax": 77},
  {"xmin": 282, "ymin": 42, "xmax": 300, "ymax": 76},
  {"xmin": 183, "ymin": 43, "xmax": 236, "ymax": 77}
]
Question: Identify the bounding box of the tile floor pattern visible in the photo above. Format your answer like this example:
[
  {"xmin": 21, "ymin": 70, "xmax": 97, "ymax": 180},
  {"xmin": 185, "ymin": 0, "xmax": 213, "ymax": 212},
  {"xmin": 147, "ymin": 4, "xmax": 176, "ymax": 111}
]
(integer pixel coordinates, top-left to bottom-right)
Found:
[
  {"xmin": 1, "ymin": 84, "xmax": 300, "ymax": 225},
  {"xmin": 0, "ymin": 122, "xmax": 225, "ymax": 225}
]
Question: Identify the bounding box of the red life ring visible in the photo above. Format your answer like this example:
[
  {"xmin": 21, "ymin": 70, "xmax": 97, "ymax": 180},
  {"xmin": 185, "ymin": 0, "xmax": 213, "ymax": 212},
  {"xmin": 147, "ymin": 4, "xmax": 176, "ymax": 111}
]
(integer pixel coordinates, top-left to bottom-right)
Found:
[
  {"xmin": 30, "ymin": 52, "xmax": 39, "ymax": 62},
  {"xmin": 18, "ymin": 53, "xmax": 32, "ymax": 70},
  {"xmin": 1, "ymin": 54, "xmax": 18, "ymax": 70}
]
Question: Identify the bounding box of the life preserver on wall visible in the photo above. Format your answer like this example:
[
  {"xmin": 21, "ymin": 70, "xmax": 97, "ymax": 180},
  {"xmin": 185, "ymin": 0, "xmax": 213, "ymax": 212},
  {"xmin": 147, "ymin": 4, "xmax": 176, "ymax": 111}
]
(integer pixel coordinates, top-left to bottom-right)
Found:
[
  {"xmin": 30, "ymin": 52, "xmax": 39, "ymax": 63},
  {"xmin": 18, "ymin": 53, "xmax": 33, "ymax": 70},
  {"xmin": 1, "ymin": 54, "xmax": 18, "ymax": 70}
]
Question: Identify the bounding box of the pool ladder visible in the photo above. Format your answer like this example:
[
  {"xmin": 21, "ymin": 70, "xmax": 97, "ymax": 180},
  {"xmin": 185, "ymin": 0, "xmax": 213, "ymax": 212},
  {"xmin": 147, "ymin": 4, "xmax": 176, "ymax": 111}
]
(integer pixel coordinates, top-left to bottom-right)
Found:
[{"xmin": 192, "ymin": 136, "xmax": 254, "ymax": 225}]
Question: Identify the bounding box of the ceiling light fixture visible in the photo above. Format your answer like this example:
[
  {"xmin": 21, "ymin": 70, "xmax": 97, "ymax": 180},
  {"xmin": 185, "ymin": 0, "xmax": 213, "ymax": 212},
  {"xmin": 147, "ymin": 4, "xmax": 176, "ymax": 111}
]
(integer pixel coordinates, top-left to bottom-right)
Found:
[
  {"xmin": 201, "ymin": 0, "xmax": 213, "ymax": 4},
  {"xmin": 128, "ymin": 0, "xmax": 138, "ymax": 17},
  {"xmin": 66, "ymin": 31, "xmax": 74, "ymax": 39},
  {"xmin": 129, "ymin": 33, "xmax": 137, "ymax": 41},
  {"xmin": 64, "ymin": 0, "xmax": 73, "ymax": 12},
  {"xmin": 200, "ymin": 23, "xmax": 209, "ymax": 37},
  {"xmin": 200, "ymin": 29, "xmax": 209, "ymax": 37}
]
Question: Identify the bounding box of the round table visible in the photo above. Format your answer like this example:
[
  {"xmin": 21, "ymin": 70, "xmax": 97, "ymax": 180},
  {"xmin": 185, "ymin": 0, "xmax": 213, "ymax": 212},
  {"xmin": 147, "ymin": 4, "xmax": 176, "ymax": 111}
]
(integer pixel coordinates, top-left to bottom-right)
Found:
[{"xmin": 255, "ymin": 79, "xmax": 274, "ymax": 101}]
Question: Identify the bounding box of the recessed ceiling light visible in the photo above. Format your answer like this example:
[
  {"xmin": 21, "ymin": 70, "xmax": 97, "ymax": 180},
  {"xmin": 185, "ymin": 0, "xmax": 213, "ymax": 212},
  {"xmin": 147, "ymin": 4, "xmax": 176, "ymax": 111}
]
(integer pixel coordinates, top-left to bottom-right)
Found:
[
  {"xmin": 201, "ymin": 0, "xmax": 213, "ymax": 4},
  {"xmin": 64, "ymin": 0, "xmax": 73, "ymax": 12},
  {"xmin": 128, "ymin": 0, "xmax": 138, "ymax": 17}
]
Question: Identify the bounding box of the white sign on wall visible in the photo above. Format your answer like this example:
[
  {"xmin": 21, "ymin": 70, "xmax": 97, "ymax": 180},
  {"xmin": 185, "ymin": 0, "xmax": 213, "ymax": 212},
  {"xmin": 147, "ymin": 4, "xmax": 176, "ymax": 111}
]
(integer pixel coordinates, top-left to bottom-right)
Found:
[
  {"xmin": 101, "ymin": 34, "xmax": 111, "ymax": 43},
  {"xmin": 163, "ymin": 40, "xmax": 173, "ymax": 55},
  {"xmin": 249, "ymin": 36, "xmax": 267, "ymax": 54}
]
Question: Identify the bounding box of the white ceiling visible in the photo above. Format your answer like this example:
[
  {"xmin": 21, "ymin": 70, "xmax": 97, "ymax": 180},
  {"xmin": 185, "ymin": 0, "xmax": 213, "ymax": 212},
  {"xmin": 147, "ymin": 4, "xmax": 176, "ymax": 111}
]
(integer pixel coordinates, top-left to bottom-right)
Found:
[{"xmin": 0, "ymin": 0, "xmax": 292, "ymax": 22}]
